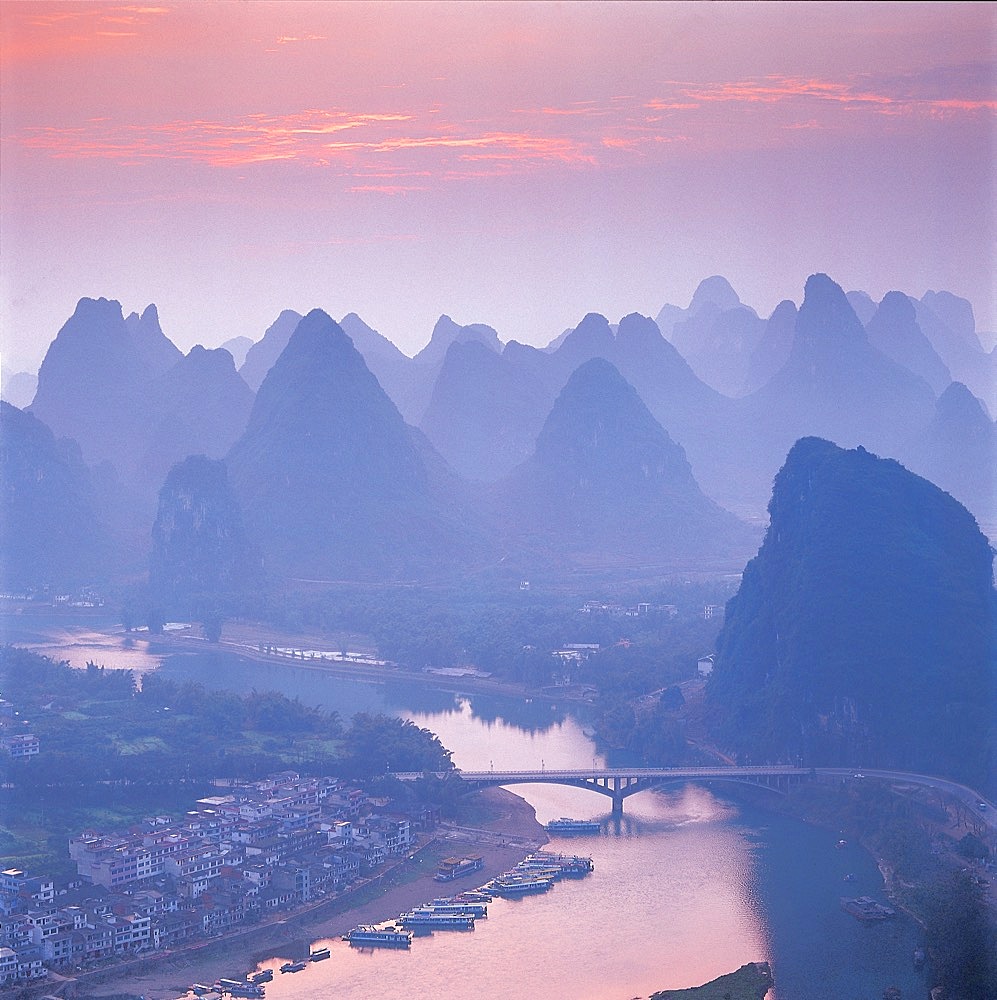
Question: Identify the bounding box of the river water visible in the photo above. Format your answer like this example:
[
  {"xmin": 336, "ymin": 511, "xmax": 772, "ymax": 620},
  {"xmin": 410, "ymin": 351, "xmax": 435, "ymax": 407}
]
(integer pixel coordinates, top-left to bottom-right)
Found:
[
  {"xmin": 152, "ymin": 651, "xmax": 925, "ymax": 1000},
  {"xmin": 1, "ymin": 620, "xmax": 926, "ymax": 998}
]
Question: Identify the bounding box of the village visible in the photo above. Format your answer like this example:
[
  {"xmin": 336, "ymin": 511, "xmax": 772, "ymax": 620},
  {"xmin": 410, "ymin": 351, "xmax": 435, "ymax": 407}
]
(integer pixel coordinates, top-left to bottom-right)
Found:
[{"xmin": 0, "ymin": 769, "xmax": 437, "ymax": 987}]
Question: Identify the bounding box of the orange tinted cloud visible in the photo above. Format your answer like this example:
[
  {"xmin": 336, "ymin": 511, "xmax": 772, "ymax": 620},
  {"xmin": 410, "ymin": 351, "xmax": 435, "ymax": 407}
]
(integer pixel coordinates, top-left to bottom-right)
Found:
[
  {"xmin": 15, "ymin": 110, "xmax": 594, "ymax": 172},
  {"xmin": 3, "ymin": 3, "xmax": 170, "ymax": 58}
]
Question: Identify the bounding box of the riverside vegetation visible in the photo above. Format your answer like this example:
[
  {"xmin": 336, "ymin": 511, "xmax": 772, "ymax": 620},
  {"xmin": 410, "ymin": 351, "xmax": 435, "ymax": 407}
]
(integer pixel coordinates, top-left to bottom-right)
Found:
[{"xmin": 0, "ymin": 646, "xmax": 455, "ymax": 878}]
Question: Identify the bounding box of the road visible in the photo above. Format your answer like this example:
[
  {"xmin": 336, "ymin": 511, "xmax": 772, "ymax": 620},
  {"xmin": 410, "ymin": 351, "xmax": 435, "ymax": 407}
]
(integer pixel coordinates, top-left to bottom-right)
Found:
[{"xmin": 814, "ymin": 767, "xmax": 996, "ymax": 835}]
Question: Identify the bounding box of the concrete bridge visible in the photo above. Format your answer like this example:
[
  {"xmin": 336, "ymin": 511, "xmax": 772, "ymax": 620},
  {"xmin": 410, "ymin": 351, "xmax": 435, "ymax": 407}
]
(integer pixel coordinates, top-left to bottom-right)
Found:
[{"xmin": 392, "ymin": 765, "xmax": 811, "ymax": 815}]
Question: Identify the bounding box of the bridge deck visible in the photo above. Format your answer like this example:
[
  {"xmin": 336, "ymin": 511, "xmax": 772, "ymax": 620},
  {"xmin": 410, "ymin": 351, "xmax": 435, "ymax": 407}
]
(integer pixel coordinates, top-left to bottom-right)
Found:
[
  {"xmin": 391, "ymin": 766, "xmax": 809, "ymax": 814},
  {"xmin": 393, "ymin": 766, "xmax": 809, "ymax": 781}
]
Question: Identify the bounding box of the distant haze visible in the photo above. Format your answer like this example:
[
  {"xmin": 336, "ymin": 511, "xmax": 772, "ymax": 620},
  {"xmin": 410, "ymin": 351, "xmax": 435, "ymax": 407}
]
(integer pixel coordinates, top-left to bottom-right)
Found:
[{"xmin": 1, "ymin": 2, "xmax": 994, "ymax": 367}]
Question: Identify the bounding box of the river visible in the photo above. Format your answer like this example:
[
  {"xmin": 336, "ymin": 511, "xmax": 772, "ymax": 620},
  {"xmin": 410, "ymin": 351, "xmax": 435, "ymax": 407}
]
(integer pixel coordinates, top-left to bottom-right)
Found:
[
  {"xmin": 1, "ymin": 619, "xmax": 926, "ymax": 998},
  {"xmin": 152, "ymin": 650, "xmax": 925, "ymax": 1000}
]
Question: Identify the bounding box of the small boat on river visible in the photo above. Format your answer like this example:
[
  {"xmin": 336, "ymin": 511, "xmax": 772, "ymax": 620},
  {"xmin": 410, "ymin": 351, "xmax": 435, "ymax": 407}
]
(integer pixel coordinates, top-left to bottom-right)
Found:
[{"xmin": 545, "ymin": 817, "xmax": 601, "ymax": 834}]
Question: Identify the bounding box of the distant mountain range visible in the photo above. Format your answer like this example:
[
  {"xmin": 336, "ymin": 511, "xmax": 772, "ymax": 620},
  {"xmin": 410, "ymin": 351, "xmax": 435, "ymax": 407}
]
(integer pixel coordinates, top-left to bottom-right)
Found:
[
  {"xmin": 6, "ymin": 272, "xmax": 993, "ymax": 592},
  {"xmin": 226, "ymin": 308, "xmax": 481, "ymax": 582},
  {"xmin": 489, "ymin": 358, "xmax": 759, "ymax": 573}
]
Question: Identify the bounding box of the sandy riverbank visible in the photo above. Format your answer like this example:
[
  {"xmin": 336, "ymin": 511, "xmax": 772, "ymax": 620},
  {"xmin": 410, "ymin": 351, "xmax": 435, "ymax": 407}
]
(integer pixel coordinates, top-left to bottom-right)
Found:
[{"xmin": 70, "ymin": 788, "xmax": 546, "ymax": 1000}]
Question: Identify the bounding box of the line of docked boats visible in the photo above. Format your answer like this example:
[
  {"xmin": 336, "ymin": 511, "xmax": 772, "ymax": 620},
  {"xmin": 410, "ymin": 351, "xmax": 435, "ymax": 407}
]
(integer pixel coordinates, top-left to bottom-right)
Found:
[
  {"xmin": 341, "ymin": 851, "xmax": 594, "ymax": 950},
  {"xmin": 188, "ymin": 852, "xmax": 596, "ymax": 995},
  {"xmin": 488, "ymin": 850, "xmax": 594, "ymax": 896}
]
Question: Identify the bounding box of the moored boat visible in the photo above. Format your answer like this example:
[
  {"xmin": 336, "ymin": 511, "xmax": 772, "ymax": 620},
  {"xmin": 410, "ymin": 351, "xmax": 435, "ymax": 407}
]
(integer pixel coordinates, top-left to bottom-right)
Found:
[
  {"xmin": 343, "ymin": 924, "xmax": 413, "ymax": 948},
  {"xmin": 434, "ymin": 854, "xmax": 485, "ymax": 881},
  {"xmin": 425, "ymin": 901, "xmax": 487, "ymax": 917},
  {"xmin": 545, "ymin": 817, "xmax": 601, "ymax": 833},
  {"xmin": 310, "ymin": 946, "xmax": 331, "ymax": 961},
  {"xmin": 398, "ymin": 908, "xmax": 475, "ymax": 928},
  {"xmin": 489, "ymin": 875, "xmax": 553, "ymax": 895},
  {"xmin": 229, "ymin": 985, "xmax": 265, "ymax": 999},
  {"xmin": 529, "ymin": 851, "xmax": 595, "ymax": 876},
  {"xmin": 454, "ymin": 889, "xmax": 492, "ymax": 902}
]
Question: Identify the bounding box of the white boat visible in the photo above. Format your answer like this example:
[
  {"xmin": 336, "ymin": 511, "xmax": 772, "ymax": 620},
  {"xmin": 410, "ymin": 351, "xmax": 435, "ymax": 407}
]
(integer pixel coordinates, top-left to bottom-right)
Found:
[
  {"xmin": 399, "ymin": 908, "xmax": 475, "ymax": 928},
  {"xmin": 489, "ymin": 875, "xmax": 553, "ymax": 895},
  {"xmin": 425, "ymin": 901, "xmax": 487, "ymax": 917}
]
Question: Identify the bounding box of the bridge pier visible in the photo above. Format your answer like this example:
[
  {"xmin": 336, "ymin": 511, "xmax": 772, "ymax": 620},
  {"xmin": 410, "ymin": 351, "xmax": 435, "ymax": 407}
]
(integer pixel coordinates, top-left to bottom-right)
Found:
[{"xmin": 611, "ymin": 794, "xmax": 624, "ymax": 817}]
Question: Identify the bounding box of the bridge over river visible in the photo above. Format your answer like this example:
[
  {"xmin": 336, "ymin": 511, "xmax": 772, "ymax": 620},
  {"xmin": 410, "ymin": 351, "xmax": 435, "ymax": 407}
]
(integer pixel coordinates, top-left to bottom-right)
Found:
[{"xmin": 392, "ymin": 765, "xmax": 811, "ymax": 814}]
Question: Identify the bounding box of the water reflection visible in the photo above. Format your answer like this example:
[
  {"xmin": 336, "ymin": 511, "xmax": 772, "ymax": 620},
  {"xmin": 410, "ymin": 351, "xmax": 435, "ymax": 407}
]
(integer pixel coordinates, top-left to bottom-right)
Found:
[
  {"xmin": 404, "ymin": 697, "xmax": 604, "ymax": 772},
  {"xmin": 4, "ymin": 636, "xmax": 925, "ymax": 997},
  {"xmin": 0, "ymin": 612, "xmax": 165, "ymax": 672},
  {"xmin": 254, "ymin": 785, "xmax": 771, "ymax": 1000}
]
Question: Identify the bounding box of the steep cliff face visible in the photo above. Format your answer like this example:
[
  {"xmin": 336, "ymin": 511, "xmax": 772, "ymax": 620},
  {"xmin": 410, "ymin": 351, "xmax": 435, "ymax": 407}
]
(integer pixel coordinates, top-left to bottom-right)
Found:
[
  {"xmin": 149, "ymin": 455, "xmax": 262, "ymax": 608},
  {"xmin": 707, "ymin": 437, "xmax": 994, "ymax": 786},
  {"xmin": 0, "ymin": 402, "xmax": 109, "ymax": 588}
]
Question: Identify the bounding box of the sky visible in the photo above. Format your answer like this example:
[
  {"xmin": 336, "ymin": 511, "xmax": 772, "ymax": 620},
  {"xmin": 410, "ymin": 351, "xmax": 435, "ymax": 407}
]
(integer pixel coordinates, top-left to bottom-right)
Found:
[{"xmin": 1, "ymin": 1, "xmax": 995, "ymax": 371}]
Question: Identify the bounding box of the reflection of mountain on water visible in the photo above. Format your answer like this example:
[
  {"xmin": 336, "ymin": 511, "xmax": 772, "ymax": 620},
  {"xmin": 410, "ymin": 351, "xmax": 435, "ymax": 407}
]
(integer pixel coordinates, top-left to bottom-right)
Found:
[
  {"xmin": 153, "ymin": 653, "xmax": 577, "ymax": 736},
  {"xmin": 381, "ymin": 687, "xmax": 571, "ymax": 734},
  {"xmin": 464, "ymin": 694, "xmax": 568, "ymax": 734},
  {"xmin": 380, "ymin": 681, "xmax": 465, "ymax": 717}
]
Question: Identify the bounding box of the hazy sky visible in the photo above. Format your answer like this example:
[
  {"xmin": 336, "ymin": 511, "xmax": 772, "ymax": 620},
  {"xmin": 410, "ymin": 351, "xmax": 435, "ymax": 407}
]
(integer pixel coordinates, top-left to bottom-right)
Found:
[{"xmin": 2, "ymin": 1, "xmax": 994, "ymax": 370}]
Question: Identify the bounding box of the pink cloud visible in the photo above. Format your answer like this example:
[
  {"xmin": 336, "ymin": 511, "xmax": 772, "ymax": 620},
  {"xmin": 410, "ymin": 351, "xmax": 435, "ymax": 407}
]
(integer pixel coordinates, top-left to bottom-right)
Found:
[
  {"xmin": 348, "ymin": 184, "xmax": 427, "ymax": 194},
  {"xmin": 668, "ymin": 74, "xmax": 996, "ymax": 118},
  {"xmin": 16, "ymin": 111, "xmax": 595, "ymax": 172}
]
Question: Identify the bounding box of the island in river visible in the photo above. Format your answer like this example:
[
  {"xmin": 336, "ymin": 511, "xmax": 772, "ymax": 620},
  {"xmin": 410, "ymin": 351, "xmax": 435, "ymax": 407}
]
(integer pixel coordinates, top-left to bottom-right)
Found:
[{"xmin": 651, "ymin": 962, "xmax": 773, "ymax": 1000}]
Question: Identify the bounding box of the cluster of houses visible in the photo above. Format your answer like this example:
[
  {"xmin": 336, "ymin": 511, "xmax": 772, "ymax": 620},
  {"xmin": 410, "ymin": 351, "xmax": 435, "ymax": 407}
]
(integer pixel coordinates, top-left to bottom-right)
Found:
[
  {"xmin": 578, "ymin": 599, "xmax": 726, "ymax": 622},
  {"xmin": 578, "ymin": 599, "xmax": 679, "ymax": 617},
  {"xmin": 0, "ymin": 770, "xmax": 435, "ymax": 986},
  {"xmin": 0, "ymin": 588, "xmax": 105, "ymax": 607},
  {"xmin": 0, "ymin": 699, "xmax": 39, "ymax": 759}
]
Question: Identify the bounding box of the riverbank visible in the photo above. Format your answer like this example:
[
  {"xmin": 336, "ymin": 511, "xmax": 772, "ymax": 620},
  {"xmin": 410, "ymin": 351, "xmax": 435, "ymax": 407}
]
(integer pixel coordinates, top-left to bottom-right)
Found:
[
  {"xmin": 67, "ymin": 788, "xmax": 546, "ymax": 1000},
  {"xmin": 160, "ymin": 624, "xmax": 594, "ymax": 706}
]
